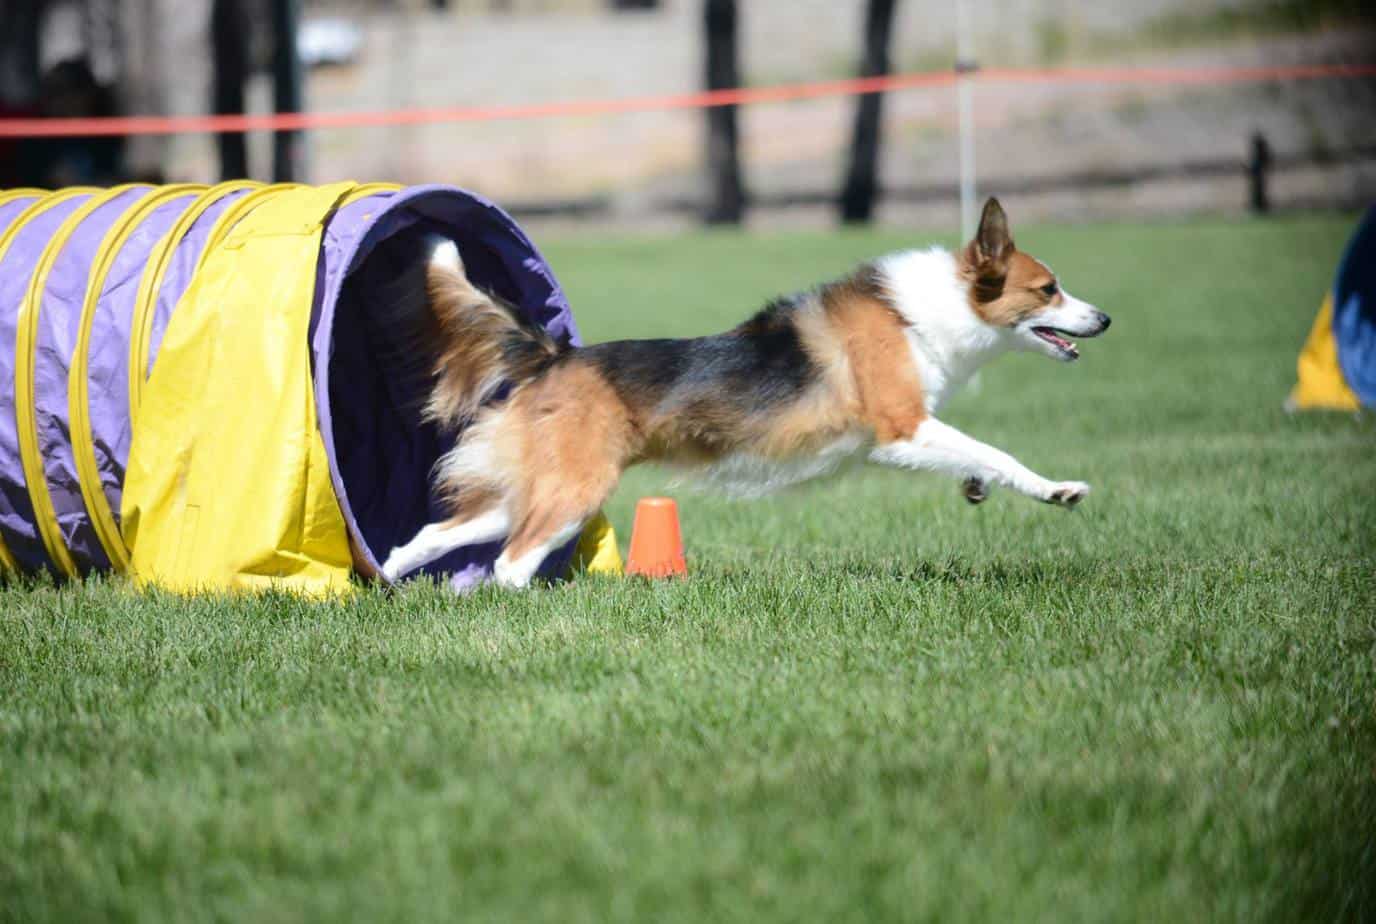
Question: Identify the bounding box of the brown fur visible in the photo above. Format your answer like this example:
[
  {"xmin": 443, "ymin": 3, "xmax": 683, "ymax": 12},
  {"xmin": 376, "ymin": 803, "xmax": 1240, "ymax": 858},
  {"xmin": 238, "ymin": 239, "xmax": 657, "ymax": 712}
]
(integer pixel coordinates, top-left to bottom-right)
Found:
[
  {"xmin": 819, "ymin": 279, "xmax": 927, "ymax": 443},
  {"xmin": 959, "ymin": 198, "xmax": 1060, "ymax": 327},
  {"xmin": 586, "ymin": 315, "xmax": 848, "ymax": 467},
  {"xmin": 593, "ymin": 272, "xmax": 926, "ymax": 466},
  {"xmin": 624, "ymin": 348, "xmax": 852, "ymax": 466},
  {"xmin": 431, "ymin": 266, "xmax": 933, "ymax": 567},
  {"xmin": 424, "ymin": 254, "xmax": 562, "ymax": 427},
  {"xmin": 628, "ymin": 398, "xmax": 746, "ymax": 465},
  {"xmin": 439, "ymin": 483, "xmax": 503, "ymax": 525},
  {"xmin": 481, "ymin": 362, "xmax": 633, "ymax": 561},
  {"xmin": 390, "ymin": 196, "xmax": 1105, "ymax": 585},
  {"xmin": 429, "ymin": 217, "xmax": 1089, "ymax": 585}
]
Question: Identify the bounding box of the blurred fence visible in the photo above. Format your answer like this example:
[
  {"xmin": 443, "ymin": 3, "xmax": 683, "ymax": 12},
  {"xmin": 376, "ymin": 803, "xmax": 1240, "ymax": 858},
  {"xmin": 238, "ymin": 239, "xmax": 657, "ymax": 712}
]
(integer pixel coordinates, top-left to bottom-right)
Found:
[
  {"xmin": 4, "ymin": 63, "xmax": 1369, "ymax": 138},
  {"xmin": 4, "ymin": 61, "xmax": 1373, "ymax": 221}
]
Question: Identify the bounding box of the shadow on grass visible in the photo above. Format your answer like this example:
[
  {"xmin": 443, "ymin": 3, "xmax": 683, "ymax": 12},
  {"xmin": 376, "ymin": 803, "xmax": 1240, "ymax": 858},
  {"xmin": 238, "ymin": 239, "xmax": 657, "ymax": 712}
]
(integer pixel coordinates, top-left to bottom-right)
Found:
[{"xmin": 818, "ymin": 554, "xmax": 1104, "ymax": 587}]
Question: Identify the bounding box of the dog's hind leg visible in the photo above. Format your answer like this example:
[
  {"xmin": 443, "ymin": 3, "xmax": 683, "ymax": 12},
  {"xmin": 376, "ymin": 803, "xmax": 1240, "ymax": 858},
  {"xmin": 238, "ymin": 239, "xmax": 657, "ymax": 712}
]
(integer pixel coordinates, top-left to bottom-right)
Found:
[
  {"xmin": 490, "ymin": 458, "xmax": 621, "ymax": 589},
  {"xmin": 491, "ymin": 518, "xmax": 587, "ymax": 589},
  {"xmin": 381, "ymin": 506, "xmax": 511, "ymax": 582},
  {"xmin": 482, "ymin": 359, "xmax": 630, "ymax": 589}
]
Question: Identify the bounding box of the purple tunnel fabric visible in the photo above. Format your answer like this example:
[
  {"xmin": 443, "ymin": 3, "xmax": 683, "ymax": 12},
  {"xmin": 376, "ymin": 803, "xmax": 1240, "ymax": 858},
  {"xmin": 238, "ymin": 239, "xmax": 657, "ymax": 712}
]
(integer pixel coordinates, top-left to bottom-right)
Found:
[
  {"xmin": 0, "ymin": 191, "xmax": 90, "ymax": 575},
  {"xmin": 35, "ymin": 185, "xmax": 152, "ymax": 572},
  {"xmin": 312, "ymin": 185, "xmax": 582, "ymax": 589},
  {"xmin": 0, "ymin": 183, "xmax": 580, "ymax": 587}
]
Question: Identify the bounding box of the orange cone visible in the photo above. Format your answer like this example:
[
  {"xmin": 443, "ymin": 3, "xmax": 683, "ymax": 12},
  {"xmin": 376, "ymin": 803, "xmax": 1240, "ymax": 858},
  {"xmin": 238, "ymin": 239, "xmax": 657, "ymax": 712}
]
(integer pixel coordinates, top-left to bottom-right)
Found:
[{"xmin": 625, "ymin": 497, "xmax": 687, "ymax": 578}]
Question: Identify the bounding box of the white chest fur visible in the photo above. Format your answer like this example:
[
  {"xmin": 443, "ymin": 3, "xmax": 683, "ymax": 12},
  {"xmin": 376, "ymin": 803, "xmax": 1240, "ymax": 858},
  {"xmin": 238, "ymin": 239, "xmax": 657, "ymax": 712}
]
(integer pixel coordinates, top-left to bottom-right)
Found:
[{"xmin": 877, "ymin": 247, "xmax": 1007, "ymax": 413}]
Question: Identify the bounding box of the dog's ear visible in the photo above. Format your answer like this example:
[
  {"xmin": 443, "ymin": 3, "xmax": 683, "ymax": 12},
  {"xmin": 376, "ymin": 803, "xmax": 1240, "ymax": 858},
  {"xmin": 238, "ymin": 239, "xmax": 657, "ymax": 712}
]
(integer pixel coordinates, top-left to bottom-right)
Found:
[
  {"xmin": 972, "ymin": 197, "xmax": 1014, "ymax": 267},
  {"xmin": 963, "ymin": 197, "xmax": 1014, "ymax": 302}
]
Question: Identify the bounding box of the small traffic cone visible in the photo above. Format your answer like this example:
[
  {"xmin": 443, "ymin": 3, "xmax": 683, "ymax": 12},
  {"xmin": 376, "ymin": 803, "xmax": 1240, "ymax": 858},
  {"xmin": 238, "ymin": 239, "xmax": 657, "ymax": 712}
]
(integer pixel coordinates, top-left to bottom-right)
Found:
[{"xmin": 625, "ymin": 497, "xmax": 687, "ymax": 578}]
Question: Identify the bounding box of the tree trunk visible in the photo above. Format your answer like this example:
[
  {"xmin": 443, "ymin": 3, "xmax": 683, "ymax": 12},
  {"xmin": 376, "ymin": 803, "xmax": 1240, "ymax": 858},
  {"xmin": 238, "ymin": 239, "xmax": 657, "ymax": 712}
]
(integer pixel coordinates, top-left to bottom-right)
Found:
[
  {"xmin": 703, "ymin": 0, "xmax": 743, "ymax": 225},
  {"xmin": 0, "ymin": 0, "xmax": 43, "ymax": 187},
  {"xmin": 212, "ymin": 0, "xmax": 250, "ymax": 180},
  {"xmin": 840, "ymin": 0, "xmax": 898, "ymax": 224},
  {"xmin": 0, "ymin": 0, "xmax": 43, "ymax": 109},
  {"xmin": 271, "ymin": 0, "xmax": 304, "ymax": 182}
]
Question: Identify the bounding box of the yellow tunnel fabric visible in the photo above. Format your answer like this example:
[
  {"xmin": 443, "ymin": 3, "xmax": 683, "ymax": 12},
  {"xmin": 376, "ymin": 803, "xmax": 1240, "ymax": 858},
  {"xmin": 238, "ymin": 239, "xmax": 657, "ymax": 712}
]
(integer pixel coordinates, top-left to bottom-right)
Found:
[
  {"xmin": 1288, "ymin": 295, "xmax": 1361, "ymax": 412},
  {"xmin": 126, "ymin": 180, "xmax": 260, "ymax": 426},
  {"xmin": 121, "ymin": 182, "xmax": 359, "ymax": 594},
  {"xmin": 571, "ymin": 510, "xmax": 624, "ymax": 577},
  {"xmin": 69, "ymin": 184, "xmax": 206, "ymax": 574}
]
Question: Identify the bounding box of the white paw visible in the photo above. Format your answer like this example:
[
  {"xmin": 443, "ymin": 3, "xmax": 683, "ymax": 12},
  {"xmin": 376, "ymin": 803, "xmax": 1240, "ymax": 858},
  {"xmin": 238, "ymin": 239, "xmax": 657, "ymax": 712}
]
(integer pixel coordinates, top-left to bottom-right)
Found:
[
  {"xmin": 380, "ymin": 551, "xmax": 408, "ymax": 583},
  {"xmin": 491, "ymin": 558, "xmax": 529, "ymax": 589},
  {"xmin": 492, "ymin": 574, "xmax": 532, "ymax": 589},
  {"xmin": 492, "ymin": 555, "xmax": 517, "ymax": 585},
  {"xmin": 428, "ymin": 236, "xmax": 462, "ymax": 274},
  {"xmin": 1045, "ymin": 480, "xmax": 1090, "ymax": 508}
]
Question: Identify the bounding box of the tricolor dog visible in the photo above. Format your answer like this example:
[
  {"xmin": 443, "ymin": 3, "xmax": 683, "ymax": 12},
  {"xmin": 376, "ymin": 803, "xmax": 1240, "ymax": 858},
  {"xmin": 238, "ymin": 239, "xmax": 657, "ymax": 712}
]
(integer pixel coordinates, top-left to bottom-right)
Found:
[{"xmin": 382, "ymin": 197, "xmax": 1111, "ymax": 587}]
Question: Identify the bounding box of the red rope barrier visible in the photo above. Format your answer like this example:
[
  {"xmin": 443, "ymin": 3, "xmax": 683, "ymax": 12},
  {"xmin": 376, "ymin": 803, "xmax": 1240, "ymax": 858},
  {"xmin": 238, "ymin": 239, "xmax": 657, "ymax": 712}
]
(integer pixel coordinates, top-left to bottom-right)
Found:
[{"xmin": 1, "ymin": 62, "xmax": 1371, "ymax": 139}]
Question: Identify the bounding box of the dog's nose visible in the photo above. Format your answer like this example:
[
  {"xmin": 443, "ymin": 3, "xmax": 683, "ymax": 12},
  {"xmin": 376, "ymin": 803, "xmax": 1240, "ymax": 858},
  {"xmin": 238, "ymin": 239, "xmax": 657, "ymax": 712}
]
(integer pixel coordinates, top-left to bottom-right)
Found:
[{"xmin": 1096, "ymin": 311, "xmax": 1112, "ymax": 330}]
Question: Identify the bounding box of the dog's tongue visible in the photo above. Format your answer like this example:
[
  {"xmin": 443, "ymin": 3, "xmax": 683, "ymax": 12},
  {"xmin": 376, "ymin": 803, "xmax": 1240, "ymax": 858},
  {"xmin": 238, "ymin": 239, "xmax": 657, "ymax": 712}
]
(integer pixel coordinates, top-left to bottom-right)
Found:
[{"xmin": 1034, "ymin": 327, "xmax": 1078, "ymax": 356}]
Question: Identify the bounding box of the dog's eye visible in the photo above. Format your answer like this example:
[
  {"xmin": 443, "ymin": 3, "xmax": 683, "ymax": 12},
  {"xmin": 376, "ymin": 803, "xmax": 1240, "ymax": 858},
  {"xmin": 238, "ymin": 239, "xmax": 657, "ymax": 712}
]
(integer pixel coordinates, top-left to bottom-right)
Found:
[{"xmin": 1040, "ymin": 282, "xmax": 1059, "ymax": 297}]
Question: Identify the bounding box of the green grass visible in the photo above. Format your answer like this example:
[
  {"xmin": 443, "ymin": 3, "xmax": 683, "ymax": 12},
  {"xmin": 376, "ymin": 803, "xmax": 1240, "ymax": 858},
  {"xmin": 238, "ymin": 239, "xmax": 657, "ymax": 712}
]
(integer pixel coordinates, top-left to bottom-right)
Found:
[
  {"xmin": 3, "ymin": 215, "xmax": 1374, "ymax": 922},
  {"xmin": 1137, "ymin": 0, "xmax": 1374, "ymax": 47}
]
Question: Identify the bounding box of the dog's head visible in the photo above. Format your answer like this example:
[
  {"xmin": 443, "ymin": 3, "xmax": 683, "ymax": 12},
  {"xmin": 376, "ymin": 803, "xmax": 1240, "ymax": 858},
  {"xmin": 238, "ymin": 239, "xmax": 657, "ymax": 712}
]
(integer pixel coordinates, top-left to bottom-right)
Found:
[{"xmin": 960, "ymin": 198, "xmax": 1110, "ymax": 361}]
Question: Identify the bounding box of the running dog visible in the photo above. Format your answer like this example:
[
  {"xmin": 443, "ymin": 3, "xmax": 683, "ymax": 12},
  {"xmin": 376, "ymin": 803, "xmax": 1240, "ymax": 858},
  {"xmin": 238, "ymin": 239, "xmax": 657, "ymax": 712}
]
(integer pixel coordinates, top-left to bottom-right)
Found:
[{"xmin": 382, "ymin": 197, "xmax": 1111, "ymax": 587}]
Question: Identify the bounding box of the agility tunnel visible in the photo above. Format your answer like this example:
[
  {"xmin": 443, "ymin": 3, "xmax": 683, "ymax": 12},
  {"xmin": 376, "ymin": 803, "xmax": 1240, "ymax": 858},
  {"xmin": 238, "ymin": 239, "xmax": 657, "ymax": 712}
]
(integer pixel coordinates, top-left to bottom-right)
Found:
[
  {"xmin": 0, "ymin": 180, "xmax": 610, "ymax": 593},
  {"xmin": 1288, "ymin": 207, "xmax": 1376, "ymax": 412}
]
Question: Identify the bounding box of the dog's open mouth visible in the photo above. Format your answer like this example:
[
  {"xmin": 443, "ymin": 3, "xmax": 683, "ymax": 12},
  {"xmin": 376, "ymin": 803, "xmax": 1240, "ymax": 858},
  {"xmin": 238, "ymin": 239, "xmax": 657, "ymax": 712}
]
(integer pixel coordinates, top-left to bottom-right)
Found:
[{"xmin": 1032, "ymin": 326, "xmax": 1080, "ymax": 359}]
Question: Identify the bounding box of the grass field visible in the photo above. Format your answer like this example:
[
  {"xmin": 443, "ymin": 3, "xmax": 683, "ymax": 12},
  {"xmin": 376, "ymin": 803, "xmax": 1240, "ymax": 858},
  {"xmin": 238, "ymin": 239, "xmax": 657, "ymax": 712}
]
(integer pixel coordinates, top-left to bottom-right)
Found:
[{"xmin": 2, "ymin": 214, "xmax": 1374, "ymax": 922}]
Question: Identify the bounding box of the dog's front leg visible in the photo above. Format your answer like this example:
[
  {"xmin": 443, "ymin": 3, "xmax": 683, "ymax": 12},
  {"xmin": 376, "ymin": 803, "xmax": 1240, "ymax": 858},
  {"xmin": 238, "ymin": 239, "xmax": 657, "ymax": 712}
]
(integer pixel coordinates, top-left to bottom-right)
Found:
[
  {"xmin": 381, "ymin": 507, "xmax": 512, "ymax": 582},
  {"xmin": 870, "ymin": 418, "xmax": 1089, "ymax": 507}
]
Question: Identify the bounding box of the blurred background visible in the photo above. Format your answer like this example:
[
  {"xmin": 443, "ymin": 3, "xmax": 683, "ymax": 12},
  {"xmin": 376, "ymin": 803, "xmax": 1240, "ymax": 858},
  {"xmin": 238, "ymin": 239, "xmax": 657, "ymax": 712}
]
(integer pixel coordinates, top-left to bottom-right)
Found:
[{"xmin": 1, "ymin": 0, "xmax": 1373, "ymax": 233}]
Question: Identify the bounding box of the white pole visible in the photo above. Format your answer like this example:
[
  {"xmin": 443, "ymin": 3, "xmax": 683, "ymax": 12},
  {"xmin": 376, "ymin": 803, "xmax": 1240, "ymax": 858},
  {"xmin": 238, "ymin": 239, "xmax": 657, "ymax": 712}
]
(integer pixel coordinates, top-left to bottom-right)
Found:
[
  {"xmin": 956, "ymin": 0, "xmax": 977, "ymax": 243},
  {"xmin": 956, "ymin": 0, "xmax": 982, "ymax": 395},
  {"xmin": 388, "ymin": 5, "xmax": 418, "ymax": 181}
]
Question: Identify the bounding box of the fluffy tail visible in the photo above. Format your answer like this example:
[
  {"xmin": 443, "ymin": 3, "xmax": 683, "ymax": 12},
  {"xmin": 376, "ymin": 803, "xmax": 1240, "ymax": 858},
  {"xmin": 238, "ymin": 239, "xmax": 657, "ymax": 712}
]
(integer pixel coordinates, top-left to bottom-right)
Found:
[{"xmin": 424, "ymin": 238, "xmax": 566, "ymax": 428}]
